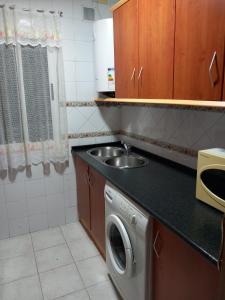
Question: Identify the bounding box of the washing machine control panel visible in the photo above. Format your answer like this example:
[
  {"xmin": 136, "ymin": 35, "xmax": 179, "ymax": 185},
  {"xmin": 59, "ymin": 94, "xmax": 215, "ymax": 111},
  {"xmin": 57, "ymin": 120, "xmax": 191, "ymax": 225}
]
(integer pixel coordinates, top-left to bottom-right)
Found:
[{"xmin": 119, "ymin": 199, "xmax": 142, "ymax": 225}]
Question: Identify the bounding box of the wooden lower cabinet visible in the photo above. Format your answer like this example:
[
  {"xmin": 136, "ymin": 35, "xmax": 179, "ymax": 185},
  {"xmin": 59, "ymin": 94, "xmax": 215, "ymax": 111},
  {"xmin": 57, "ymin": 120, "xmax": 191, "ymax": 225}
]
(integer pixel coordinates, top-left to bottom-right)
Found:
[
  {"xmin": 152, "ymin": 220, "xmax": 220, "ymax": 300},
  {"xmin": 74, "ymin": 155, "xmax": 106, "ymax": 257},
  {"xmin": 74, "ymin": 156, "xmax": 90, "ymax": 232},
  {"xmin": 223, "ymin": 75, "xmax": 225, "ymax": 100},
  {"xmin": 89, "ymin": 167, "xmax": 106, "ymax": 257}
]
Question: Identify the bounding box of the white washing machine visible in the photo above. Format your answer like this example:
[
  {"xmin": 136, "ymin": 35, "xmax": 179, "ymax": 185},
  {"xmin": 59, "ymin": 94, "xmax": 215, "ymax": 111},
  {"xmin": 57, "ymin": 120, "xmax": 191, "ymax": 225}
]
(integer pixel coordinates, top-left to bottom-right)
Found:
[{"xmin": 105, "ymin": 182, "xmax": 152, "ymax": 300}]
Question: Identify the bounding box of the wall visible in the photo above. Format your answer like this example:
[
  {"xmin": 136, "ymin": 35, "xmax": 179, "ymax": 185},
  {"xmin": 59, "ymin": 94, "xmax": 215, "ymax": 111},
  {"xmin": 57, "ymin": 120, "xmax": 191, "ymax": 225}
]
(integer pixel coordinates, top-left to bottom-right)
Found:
[
  {"xmin": 0, "ymin": 0, "xmax": 120, "ymax": 240},
  {"xmin": 120, "ymin": 106, "xmax": 225, "ymax": 169}
]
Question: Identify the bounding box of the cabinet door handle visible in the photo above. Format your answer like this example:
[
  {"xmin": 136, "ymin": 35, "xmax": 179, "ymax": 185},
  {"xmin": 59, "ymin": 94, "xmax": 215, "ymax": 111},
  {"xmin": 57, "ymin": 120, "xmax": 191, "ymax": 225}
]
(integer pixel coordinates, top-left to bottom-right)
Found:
[
  {"xmin": 138, "ymin": 67, "xmax": 143, "ymax": 81},
  {"xmin": 209, "ymin": 51, "xmax": 218, "ymax": 87},
  {"xmin": 153, "ymin": 231, "xmax": 160, "ymax": 259},
  {"xmin": 130, "ymin": 67, "xmax": 136, "ymax": 81},
  {"xmin": 85, "ymin": 173, "xmax": 90, "ymax": 185}
]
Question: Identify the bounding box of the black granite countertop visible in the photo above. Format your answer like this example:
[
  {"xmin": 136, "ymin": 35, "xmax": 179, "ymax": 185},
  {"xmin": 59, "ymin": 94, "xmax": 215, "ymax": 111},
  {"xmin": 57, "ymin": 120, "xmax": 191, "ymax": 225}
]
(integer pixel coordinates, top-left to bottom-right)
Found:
[{"xmin": 72, "ymin": 142, "xmax": 224, "ymax": 265}]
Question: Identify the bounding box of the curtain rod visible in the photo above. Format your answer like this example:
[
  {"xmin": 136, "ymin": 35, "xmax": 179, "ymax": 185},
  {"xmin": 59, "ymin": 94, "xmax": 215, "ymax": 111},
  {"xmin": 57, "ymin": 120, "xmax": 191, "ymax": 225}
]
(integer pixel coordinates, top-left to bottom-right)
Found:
[{"xmin": 0, "ymin": 4, "xmax": 63, "ymax": 17}]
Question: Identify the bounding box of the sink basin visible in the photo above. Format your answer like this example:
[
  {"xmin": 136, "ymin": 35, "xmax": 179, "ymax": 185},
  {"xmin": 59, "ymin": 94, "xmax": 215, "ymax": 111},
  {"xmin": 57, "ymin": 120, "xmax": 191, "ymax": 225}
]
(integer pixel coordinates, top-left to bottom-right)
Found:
[
  {"xmin": 87, "ymin": 146, "xmax": 125, "ymax": 158},
  {"xmin": 104, "ymin": 155, "xmax": 148, "ymax": 169}
]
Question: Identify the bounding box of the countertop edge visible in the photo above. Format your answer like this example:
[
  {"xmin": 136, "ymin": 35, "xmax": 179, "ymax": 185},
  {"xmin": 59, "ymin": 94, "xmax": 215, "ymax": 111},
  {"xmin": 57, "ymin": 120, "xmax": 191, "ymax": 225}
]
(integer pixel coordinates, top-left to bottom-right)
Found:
[{"xmin": 71, "ymin": 144, "xmax": 222, "ymax": 266}]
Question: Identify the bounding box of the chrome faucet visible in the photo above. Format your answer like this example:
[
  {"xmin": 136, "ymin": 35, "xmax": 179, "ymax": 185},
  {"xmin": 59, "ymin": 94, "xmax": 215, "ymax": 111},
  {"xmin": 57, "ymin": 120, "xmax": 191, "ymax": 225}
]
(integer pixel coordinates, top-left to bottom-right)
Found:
[{"xmin": 121, "ymin": 141, "xmax": 131, "ymax": 156}]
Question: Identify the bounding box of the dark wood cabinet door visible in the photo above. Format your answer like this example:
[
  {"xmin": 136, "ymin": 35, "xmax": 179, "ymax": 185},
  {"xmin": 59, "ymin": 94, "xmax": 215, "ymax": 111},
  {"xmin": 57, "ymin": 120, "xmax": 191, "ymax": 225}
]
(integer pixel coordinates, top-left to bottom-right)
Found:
[
  {"xmin": 74, "ymin": 156, "xmax": 90, "ymax": 232},
  {"xmin": 174, "ymin": 0, "xmax": 225, "ymax": 100},
  {"xmin": 152, "ymin": 220, "xmax": 220, "ymax": 300},
  {"xmin": 89, "ymin": 168, "xmax": 106, "ymax": 257},
  {"xmin": 223, "ymin": 74, "xmax": 225, "ymax": 100},
  {"xmin": 138, "ymin": 0, "xmax": 175, "ymax": 99},
  {"xmin": 113, "ymin": 0, "xmax": 139, "ymax": 98}
]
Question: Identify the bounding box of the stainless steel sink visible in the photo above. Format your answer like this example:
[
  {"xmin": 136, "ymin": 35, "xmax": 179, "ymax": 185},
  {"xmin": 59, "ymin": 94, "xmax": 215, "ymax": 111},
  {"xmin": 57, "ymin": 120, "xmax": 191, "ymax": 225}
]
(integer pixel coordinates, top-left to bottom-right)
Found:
[
  {"xmin": 87, "ymin": 146, "xmax": 125, "ymax": 158},
  {"xmin": 104, "ymin": 155, "xmax": 148, "ymax": 169}
]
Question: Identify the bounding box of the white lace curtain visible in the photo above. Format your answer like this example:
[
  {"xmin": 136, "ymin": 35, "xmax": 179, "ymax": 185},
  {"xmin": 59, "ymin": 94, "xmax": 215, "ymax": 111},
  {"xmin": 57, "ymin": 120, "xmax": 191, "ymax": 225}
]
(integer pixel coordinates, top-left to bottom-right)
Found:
[{"xmin": 0, "ymin": 6, "xmax": 68, "ymax": 172}]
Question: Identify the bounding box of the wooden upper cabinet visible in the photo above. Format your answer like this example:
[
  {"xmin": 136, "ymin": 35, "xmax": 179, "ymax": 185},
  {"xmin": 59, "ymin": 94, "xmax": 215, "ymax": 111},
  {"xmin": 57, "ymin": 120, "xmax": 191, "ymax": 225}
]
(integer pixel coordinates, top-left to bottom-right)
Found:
[
  {"xmin": 74, "ymin": 156, "xmax": 90, "ymax": 231},
  {"xmin": 174, "ymin": 0, "xmax": 225, "ymax": 101},
  {"xmin": 138, "ymin": 0, "xmax": 175, "ymax": 99},
  {"xmin": 89, "ymin": 168, "xmax": 106, "ymax": 257},
  {"xmin": 113, "ymin": 0, "xmax": 139, "ymax": 98}
]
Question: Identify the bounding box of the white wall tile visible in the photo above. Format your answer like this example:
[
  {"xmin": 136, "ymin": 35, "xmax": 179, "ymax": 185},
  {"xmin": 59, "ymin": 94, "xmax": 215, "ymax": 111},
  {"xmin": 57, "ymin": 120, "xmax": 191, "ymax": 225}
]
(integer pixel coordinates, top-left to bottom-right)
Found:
[
  {"xmin": 45, "ymin": 175, "xmax": 64, "ymax": 196},
  {"xmin": 26, "ymin": 179, "xmax": 45, "ymax": 199},
  {"xmin": 64, "ymin": 190, "xmax": 77, "ymax": 208},
  {"xmin": 74, "ymin": 21, "xmax": 93, "ymax": 42},
  {"xmin": 65, "ymin": 206, "xmax": 78, "ymax": 224},
  {"xmin": 65, "ymin": 82, "xmax": 77, "ymax": 100},
  {"xmin": 75, "ymin": 61, "xmax": 95, "ymax": 82},
  {"xmin": 27, "ymin": 196, "xmax": 47, "ymax": 216},
  {"xmin": 29, "ymin": 214, "xmax": 48, "ymax": 233},
  {"xmin": 75, "ymin": 41, "xmax": 94, "ymax": 61},
  {"xmin": 64, "ymin": 61, "xmax": 76, "ymax": 82},
  {"xmin": 7, "ymin": 200, "xmax": 27, "ymax": 220},
  {"xmin": 62, "ymin": 18, "xmax": 76, "ymax": 40},
  {"xmin": 72, "ymin": 0, "xmax": 83, "ymax": 20},
  {"xmin": 0, "ymin": 214, "xmax": 9, "ymax": 240},
  {"xmin": 30, "ymin": 0, "xmax": 53, "ymax": 10},
  {"xmin": 76, "ymin": 82, "xmax": 96, "ymax": 101},
  {"xmin": 4, "ymin": 182, "xmax": 26, "ymax": 203},
  {"xmin": 53, "ymin": 0, "xmax": 73, "ymax": 18},
  {"xmin": 9, "ymin": 217, "xmax": 29, "ymax": 237},
  {"xmin": 62, "ymin": 40, "xmax": 76, "ymax": 61},
  {"xmin": 47, "ymin": 194, "xmax": 65, "ymax": 227}
]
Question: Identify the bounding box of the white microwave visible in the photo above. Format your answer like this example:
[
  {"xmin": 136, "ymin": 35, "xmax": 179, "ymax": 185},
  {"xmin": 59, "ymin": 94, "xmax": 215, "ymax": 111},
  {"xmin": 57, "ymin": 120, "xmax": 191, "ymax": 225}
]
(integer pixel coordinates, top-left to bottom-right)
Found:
[{"xmin": 196, "ymin": 148, "xmax": 225, "ymax": 212}]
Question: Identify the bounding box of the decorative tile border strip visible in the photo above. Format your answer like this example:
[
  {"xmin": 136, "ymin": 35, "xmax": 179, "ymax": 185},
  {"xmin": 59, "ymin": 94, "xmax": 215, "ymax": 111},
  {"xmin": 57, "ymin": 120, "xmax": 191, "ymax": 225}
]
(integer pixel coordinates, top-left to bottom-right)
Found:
[
  {"xmin": 66, "ymin": 101, "xmax": 120, "ymax": 107},
  {"xmin": 68, "ymin": 130, "xmax": 120, "ymax": 139},
  {"xmin": 120, "ymin": 130, "xmax": 198, "ymax": 157},
  {"xmin": 120, "ymin": 102, "xmax": 225, "ymax": 112},
  {"xmin": 68, "ymin": 130, "xmax": 197, "ymax": 157}
]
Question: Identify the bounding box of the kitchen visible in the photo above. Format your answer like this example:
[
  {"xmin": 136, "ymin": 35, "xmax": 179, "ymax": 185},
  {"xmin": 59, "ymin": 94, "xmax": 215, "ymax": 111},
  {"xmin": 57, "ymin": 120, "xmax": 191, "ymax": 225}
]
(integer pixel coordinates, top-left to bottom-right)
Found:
[{"xmin": 0, "ymin": 0, "xmax": 225, "ymax": 299}]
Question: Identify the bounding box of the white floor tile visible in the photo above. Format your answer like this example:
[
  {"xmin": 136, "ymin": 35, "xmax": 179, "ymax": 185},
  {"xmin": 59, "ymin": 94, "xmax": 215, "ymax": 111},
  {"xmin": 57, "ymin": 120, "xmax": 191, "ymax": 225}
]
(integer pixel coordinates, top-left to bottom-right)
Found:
[
  {"xmin": 32, "ymin": 227, "xmax": 65, "ymax": 251},
  {"xmin": 36, "ymin": 244, "xmax": 73, "ymax": 273},
  {"xmin": 0, "ymin": 254, "xmax": 37, "ymax": 284},
  {"xmin": 68, "ymin": 237, "xmax": 99, "ymax": 262},
  {"xmin": 39, "ymin": 264, "xmax": 84, "ymax": 300},
  {"xmin": 56, "ymin": 290, "xmax": 90, "ymax": 300},
  {"xmin": 0, "ymin": 275, "xmax": 43, "ymax": 300},
  {"xmin": 0, "ymin": 234, "xmax": 33, "ymax": 260},
  {"xmin": 61, "ymin": 222, "xmax": 87, "ymax": 242},
  {"xmin": 87, "ymin": 281, "xmax": 120, "ymax": 300},
  {"xmin": 76, "ymin": 256, "xmax": 108, "ymax": 287}
]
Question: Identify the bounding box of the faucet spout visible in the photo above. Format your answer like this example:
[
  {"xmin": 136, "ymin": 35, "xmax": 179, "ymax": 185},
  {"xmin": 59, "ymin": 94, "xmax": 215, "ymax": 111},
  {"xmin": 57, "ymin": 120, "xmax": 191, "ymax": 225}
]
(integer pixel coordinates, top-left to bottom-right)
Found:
[{"xmin": 121, "ymin": 141, "xmax": 131, "ymax": 156}]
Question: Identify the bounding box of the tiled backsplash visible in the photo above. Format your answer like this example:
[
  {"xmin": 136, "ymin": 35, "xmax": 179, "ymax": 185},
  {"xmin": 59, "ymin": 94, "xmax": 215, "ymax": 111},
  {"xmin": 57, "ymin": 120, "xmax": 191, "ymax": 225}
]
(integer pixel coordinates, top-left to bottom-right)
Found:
[{"xmin": 120, "ymin": 106, "xmax": 225, "ymax": 168}]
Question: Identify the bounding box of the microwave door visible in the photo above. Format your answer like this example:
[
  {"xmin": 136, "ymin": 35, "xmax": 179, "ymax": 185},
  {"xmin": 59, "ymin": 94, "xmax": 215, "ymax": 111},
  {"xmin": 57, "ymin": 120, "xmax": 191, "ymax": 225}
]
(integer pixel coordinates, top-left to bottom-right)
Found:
[{"xmin": 201, "ymin": 169, "xmax": 225, "ymax": 204}]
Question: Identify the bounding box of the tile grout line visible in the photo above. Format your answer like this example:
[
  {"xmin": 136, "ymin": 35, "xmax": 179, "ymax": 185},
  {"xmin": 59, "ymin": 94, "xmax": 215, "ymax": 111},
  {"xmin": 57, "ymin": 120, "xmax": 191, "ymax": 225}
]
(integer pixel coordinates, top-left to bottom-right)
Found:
[
  {"xmin": 59, "ymin": 223, "xmax": 111, "ymax": 297},
  {"xmin": 30, "ymin": 232, "xmax": 45, "ymax": 300},
  {"xmin": 59, "ymin": 225, "xmax": 91, "ymax": 300},
  {"xmin": 0, "ymin": 273, "xmax": 39, "ymax": 287}
]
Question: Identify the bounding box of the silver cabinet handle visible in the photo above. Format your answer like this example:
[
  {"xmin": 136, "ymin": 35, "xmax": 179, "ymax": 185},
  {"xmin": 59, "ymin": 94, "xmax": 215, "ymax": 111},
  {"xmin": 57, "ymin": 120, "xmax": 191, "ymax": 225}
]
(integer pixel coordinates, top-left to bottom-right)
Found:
[
  {"xmin": 209, "ymin": 51, "xmax": 217, "ymax": 87},
  {"xmin": 130, "ymin": 68, "xmax": 136, "ymax": 81},
  {"xmin": 85, "ymin": 173, "xmax": 90, "ymax": 186},
  {"xmin": 138, "ymin": 67, "xmax": 143, "ymax": 80},
  {"xmin": 153, "ymin": 231, "xmax": 160, "ymax": 259}
]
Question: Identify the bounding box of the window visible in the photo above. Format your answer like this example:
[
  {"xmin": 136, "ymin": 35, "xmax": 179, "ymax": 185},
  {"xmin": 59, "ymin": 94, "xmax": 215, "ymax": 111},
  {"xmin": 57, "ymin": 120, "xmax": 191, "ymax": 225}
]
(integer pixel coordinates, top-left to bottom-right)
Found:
[{"xmin": 0, "ymin": 44, "xmax": 53, "ymax": 145}]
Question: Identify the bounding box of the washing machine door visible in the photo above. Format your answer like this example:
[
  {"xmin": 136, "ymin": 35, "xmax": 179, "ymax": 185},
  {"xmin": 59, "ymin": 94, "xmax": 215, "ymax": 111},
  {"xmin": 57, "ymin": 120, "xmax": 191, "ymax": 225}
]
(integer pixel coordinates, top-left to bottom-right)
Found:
[{"xmin": 106, "ymin": 214, "xmax": 134, "ymax": 278}]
